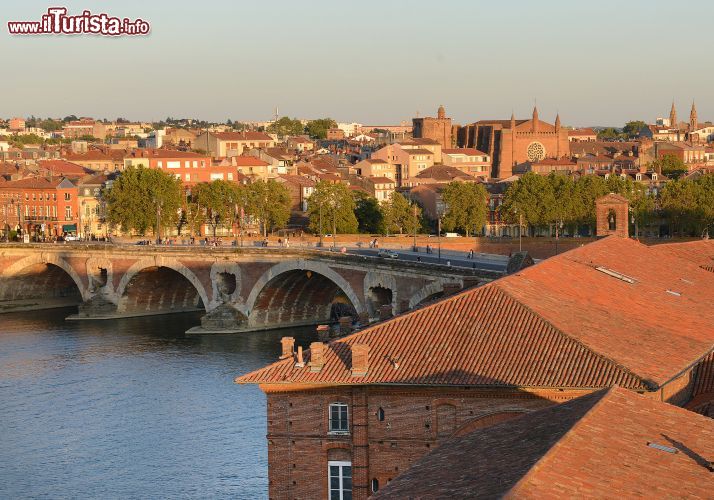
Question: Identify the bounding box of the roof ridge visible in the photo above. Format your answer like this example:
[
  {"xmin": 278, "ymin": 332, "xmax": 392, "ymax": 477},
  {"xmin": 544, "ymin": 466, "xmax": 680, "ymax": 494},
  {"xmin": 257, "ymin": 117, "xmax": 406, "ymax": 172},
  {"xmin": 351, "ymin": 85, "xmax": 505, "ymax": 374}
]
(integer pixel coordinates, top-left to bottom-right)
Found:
[
  {"xmin": 505, "ymin": 387, "xmax": 618, "ymax": 497},
  {"xmin": 491, "ymin": 279, "xmax": 652, "ymax": 390}
]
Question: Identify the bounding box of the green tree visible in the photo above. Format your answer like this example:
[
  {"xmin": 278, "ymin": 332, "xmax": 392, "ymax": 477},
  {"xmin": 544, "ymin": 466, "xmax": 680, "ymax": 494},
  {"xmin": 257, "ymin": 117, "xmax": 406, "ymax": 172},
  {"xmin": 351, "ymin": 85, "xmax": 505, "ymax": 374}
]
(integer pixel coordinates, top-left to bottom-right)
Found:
[
  {"xmin": 694, "ymin": 174, "xmax": 714, "ymax": 237},
  {"xmin": 441, "ymin": 181, "xmax": 489, "ymax": 236},
  {"xmin": 622, "ymin": 120, "xmax": 646, "ymax": 137},
  {"xmin": 659, "ymin": 178, "xmax": 699, "ymax": 236},
  {"xmin": 353, "ymin": 191, "xmax": 384, "ymax": 234},
  {"xmin": 382, "ymin": 191, "xmax": 419, "ymax": 235},
  {"xmin": 652, "ymin": 154, "xmax": 687, "ymax": 179},
  {"xmin": 245, "ymin": 180, "xmax": 291, "ymax": 237},
  {"xmin": 499, "ymin": 172, "xmax": 557, "ymax": 232},
  {"xmin": 267, "ymin": 117, "xmax": 305, "ymax": 137},
  {"xmin": 596, "ymin": 127, "xmax": 622, "ymax": 140},
  {"xmin": 104, "ymin": 166, "xmax": 183, "ymax": 236},
  {"xmin": 306, "ymin": 118, "xmax": 337, "ymax": 139},
  {"xmin": 192, "ymin": 180, "xmax": 244, "ymax": 237},
  {"xmin": 307, "ymin": 182, "xmax": 358, "ymax": 237}
]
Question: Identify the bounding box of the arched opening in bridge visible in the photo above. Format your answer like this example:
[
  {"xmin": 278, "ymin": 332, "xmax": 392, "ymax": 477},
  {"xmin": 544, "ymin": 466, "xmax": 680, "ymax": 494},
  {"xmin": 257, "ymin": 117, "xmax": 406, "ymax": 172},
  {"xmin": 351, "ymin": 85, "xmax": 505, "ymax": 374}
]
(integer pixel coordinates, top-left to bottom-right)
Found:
[
  {"xmin": 249, "ymin": 269, "xmax": 357, "ymax": 329},
  {"xmin": 216, "ymin": 272, "xmax": 237, "ymax": 297},
  {"xmin": 0, "ymin": 263, "xmax": 82, "ymax": 310},
  {"xmin": 117, "ymin": 266, "xmax": 205, "ymax": 316},
  {"xmin": 367, "ymin": 286, "xmax": 393, "ymax": 318}
]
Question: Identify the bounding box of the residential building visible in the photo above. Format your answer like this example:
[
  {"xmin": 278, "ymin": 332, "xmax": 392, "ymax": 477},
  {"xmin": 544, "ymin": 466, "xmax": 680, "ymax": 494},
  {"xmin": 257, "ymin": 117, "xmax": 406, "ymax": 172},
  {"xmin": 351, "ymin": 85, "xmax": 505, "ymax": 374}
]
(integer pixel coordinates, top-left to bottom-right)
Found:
[
  {"xmin": 8, "ymin": 117, "xmax": 25, "ymax": 132},
  {"xmin": 371, "ymin": 144, "xmax": 435, "ymax": 186},
  {"xmin": 234, "ymin": 156, "xmax": 276, "ymax": 181},
  {"xmin": 62, "ymin": 120, "xmax": 107, "ymax": 140},
  {"xmin": 77, "ymin": 174, "xmax": 109, "ymax": 238},
  {"xmin": 441, "ymin": 148, "xmax": 491, "ymax": 178},
  {"xmin": 276, "ymin": 174, "xmax": 315, "ymax": 212},
  {"xmin": 195, "ymin": 131, "xmax": 276, "ymax": 158},
  {"xmin": 374, "ymin": 387, "xmax": 714, "ymax": 498},
  {"xmin": 287, "ymin": 136, "xmax": 314, "ymax": 153},
  {"xmin": 123, "ymin": 149, "xmax": 213, "ymax": 185},
  {"xmin": 567, "ymin": 127, "xmax": 597, "ymax": 142},
  {"xmin": 364, "ymin": 177, "xmax": 395, "ymax": 203},
  {"xmin": 355, "ymin": 158, "xmax": 396, "ymax": 181},
  {"xmin": 0, "ymin": 176, "xmax": 79, "ymax": 239},
  {"xmin": 64, "ymin": 149, "xmax": 125, "ymax": 172},
  {"xmin": 236, "ymin": 236, "xmax": 714, "ymax": 500},
  {"xmin": 336, "ymin": 122, "xmax": 362, "ymax": 137},
  {"xmin": 404, "ymin": 165, "xmax": 479, "ymax": 188},
  {"xmin": 326, "ymin": 128, "xmax": 346, "ymax": 141}
]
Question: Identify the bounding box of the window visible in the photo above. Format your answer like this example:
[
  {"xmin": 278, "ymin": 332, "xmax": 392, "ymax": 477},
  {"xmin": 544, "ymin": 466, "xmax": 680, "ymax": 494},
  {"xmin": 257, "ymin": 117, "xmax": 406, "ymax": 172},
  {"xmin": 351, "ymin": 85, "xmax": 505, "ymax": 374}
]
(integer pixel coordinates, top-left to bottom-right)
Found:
[
  {"xmin": 65, "ymin": 206, "xmax": 72, "ymax": 220},
  {"xmin": 328, "ymin": 461, "xmax": 352, "ymax": 500},
  {"xmin": 329, "ymin": 403, "xmax": 349, "ymax": 433},
  {"xmin": 371, "ymin": 478, "xmax": 379, "ymax": 493},
  {"xmin": 65, "ymin": 193, "xmax": 71, "ymax": 201},
  {"xmin": 377, "ymin": 407, "xmax": 385, "ymax": 421}
]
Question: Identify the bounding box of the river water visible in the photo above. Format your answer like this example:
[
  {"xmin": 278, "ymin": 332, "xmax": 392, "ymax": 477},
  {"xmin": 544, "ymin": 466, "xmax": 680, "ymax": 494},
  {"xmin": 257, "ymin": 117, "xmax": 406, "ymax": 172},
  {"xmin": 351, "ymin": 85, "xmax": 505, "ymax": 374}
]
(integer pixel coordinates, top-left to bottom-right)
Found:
[{"xmin": 0, "ymin": 308, "xmax": 316, "ymax": 499}]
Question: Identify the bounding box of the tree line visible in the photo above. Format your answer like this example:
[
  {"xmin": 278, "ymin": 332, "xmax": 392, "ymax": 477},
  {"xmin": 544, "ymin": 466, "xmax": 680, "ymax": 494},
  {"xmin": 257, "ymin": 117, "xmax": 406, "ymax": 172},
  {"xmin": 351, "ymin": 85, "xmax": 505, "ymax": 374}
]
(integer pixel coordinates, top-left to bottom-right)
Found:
[
  {"xmin": 499, "ymin": 172, "xmax": 713, "ymax": 237},
  {"xmin": 103, "ymin": 166, "xmax": 290, "ymax": 238}
]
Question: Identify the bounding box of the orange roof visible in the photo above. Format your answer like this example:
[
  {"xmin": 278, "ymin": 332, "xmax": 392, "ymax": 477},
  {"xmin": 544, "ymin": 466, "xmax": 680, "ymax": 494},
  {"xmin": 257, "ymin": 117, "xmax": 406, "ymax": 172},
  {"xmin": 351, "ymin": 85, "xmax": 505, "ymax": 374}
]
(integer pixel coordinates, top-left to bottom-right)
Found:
[
  {"xmin": 568, "ymin": 127, "xmax": 597, "ymax": 136},
  {"xmin": 650, "ymin": 239, "xmax": 714, "ymax": 271},
  {"xmin": 234, "ymin": 156, "xmax": 269, "ymax": 167},
  {"xmin": 236, "ymin": 237, "xmax": 714, "ymax": 391},
  {"xmin": 38, "ymin": 159, "xmax": 94, "ymax": 176},
  {"xmin": 126, "ymin": 149, "xmax": 208, "ymax": 159},
  {"xmin": 373, "ymin": 387, "xmax": 714, "ymax": 499}
]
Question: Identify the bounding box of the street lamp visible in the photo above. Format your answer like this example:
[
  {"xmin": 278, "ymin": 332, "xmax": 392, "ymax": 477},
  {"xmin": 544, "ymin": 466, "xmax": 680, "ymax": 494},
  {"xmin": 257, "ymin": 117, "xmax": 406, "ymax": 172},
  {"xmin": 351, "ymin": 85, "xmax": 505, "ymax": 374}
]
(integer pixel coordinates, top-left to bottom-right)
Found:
[
  {"xmin": 154, "ymin": 197, "xmax": 163, "ymax": 245},
  {"xmin": 318, "ymin": 200, "xmax": 323, "ymax": 248},
  {"xmin": 555, "ymin": 219, "xmax": 564, "ymax": 255},
  {"xmin": 412, "ymin": 203, "xmax": 418, "ymax": 252}
]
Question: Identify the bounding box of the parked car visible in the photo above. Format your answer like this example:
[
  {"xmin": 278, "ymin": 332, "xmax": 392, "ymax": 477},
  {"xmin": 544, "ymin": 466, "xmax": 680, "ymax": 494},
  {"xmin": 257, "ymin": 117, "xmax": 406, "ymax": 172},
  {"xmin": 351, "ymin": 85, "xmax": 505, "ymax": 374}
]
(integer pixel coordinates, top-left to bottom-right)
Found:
[
  {"xmin": 377, "ymin": 249, "xmax": 399, "ymax": 259},
  {"xmin": 64, "ymin": 235, "xmax": 80, "ymax": 242}
]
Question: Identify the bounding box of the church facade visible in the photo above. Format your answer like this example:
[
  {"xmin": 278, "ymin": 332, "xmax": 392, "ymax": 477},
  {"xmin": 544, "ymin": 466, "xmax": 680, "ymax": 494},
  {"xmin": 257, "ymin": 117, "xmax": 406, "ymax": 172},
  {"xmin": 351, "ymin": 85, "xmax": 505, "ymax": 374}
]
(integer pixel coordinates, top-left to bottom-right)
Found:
[{"xmin": 457, "ymin": 107, "xmax": 570, "ymax": 179}]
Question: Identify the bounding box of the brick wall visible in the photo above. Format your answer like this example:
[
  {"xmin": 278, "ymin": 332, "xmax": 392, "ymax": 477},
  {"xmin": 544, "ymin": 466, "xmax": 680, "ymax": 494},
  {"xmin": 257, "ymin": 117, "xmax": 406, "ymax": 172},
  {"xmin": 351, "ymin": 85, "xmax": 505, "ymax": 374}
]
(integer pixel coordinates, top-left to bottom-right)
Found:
[{"xmin": 264, "ymin": 386, "xmax": 584, "ymax": 499}]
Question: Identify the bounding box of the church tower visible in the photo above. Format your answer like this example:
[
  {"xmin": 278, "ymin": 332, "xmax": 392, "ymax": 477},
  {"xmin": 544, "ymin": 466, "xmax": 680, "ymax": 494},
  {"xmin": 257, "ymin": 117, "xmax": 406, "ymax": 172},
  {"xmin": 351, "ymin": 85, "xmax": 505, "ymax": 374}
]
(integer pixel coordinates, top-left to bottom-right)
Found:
[
  {"xmin": 437, "ymin": 105, "xmax": 446, "ymax": 119},
  {"xmin": 532, "ymin": 106, "xmax": 539, "ymax": 133},
  {"xmin": 669, "ymin": 101, "xmax": 677, "ymax": 128},
  {"xmin": 555, "ymin": 113, "xmax": 561, "ymax": 156},
  {"xmin": 690, "ymin": 101, "xmax": 698, "ymax": 131}
]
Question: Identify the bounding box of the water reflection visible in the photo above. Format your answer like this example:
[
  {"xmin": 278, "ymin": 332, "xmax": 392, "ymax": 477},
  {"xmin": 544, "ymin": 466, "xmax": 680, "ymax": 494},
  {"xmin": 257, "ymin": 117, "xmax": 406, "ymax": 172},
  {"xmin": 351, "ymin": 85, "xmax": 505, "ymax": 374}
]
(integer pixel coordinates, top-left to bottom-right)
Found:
[{"xmin": 0, "ymin": 308, "xmax": 316, "ymax": 499}]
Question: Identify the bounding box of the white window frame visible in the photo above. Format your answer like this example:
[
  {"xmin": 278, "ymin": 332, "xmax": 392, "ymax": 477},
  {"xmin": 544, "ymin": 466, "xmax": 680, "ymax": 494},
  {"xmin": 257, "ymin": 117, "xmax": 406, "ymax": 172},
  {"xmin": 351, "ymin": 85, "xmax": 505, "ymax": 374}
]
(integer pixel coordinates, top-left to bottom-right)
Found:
[
  {"xmin": 328, "ymin": 402, "xmax": 349, "ymax": 435},
  {"xmin": 328, "ymin": 461, "xmax": 352, "ymax": 500}
]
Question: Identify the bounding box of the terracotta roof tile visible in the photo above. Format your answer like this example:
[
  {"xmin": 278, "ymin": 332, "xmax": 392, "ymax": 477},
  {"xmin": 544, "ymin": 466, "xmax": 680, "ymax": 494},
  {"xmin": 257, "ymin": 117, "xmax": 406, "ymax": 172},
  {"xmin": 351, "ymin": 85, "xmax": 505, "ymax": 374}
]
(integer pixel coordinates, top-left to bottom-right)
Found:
[
  {"xmin": 373, "ymin": 387, "xmax": 714, "ymax": 499},
  {"xmin": 236, "ymin": 237, "xmax": 714, "ymax": 391}
]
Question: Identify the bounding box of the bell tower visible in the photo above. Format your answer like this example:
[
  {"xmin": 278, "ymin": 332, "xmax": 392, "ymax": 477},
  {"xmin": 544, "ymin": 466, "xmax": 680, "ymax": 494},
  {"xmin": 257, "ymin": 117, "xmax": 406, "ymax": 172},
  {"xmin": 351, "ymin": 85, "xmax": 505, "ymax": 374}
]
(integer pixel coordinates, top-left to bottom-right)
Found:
[
  {"xmin": 669, "ymin": 101, "xmax": 677, "ymax": 128},
  {"xmin": 596, "ymin": 193, "xmax": 629, "ymax": 238},
  {"xmin": 690, "ymin": 101, "xmax": 698, "ymax": 132}
]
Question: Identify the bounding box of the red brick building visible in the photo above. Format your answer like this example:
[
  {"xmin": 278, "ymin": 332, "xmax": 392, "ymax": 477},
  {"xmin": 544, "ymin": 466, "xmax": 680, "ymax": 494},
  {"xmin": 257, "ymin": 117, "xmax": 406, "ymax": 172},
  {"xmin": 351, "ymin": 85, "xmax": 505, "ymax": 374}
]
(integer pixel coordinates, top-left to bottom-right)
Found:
[
  {"xmin": 374, "ymin": 387, "xmax": 714, "ymax": 498},
  {"xmin": 412, "ymin": 105, "xmax": 453, "ymax": 149},
  {"xmin": 236, "ymin": 236, "xmax": 714, "ymax": 499},
  {"xmin": 458, "ymin": 107, "xmax": 570, "ymax": 179},
  {"xmin": 0, "ymin": 176, "xmax": 79, "ymax": 239},
  {"xmin": 123, "ymin": 149, "xmax": 228, "ymax": 186}
]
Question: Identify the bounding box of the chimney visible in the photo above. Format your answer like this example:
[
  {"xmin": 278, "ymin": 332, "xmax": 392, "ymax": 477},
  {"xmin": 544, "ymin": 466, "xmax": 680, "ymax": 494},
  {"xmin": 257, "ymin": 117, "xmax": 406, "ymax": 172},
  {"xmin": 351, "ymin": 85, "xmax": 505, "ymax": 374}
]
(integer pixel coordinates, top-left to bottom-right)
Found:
[
  {"xmin": 351, "ymin": 343, "xmax": 370, "ymax": 377},
  {"xmin": 316, "ymin": 324, "xmax": 331, "ymax": 342},
  {"xmin": 309, "ymin": 342, "xmax": 326, "ymax": 372},
  {"xmin": 279, "ymin": 337, "xmax": 295, "ymax": 359},
  {"xmin": 295, "ymin": 345, "xmax": 304, "ymax": 368}
]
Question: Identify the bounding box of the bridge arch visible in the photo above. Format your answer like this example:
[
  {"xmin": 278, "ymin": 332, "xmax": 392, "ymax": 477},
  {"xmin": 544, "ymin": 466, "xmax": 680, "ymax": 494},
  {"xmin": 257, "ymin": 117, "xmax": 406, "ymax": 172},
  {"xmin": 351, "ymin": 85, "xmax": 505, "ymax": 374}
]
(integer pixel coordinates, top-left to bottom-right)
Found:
[
  {"xmin": 245, "ymin": 260, "xmax": 365, "ymax": 328},
  {"xmin": 1, "ymin": 253, "xmax": 88, "ymax": 301},
  {"xmin": 115, "ymin": 257, "xmax": 210, "ymax": 314},
  {"xmin": 408, "ymin": 281, "xmax": 446, "ymax": 309}
]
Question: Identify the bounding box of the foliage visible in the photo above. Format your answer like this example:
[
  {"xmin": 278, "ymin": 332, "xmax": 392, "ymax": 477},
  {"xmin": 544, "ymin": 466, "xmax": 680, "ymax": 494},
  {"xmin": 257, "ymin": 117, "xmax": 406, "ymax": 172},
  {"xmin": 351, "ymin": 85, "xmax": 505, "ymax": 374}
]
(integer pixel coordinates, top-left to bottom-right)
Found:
[
  {"xmin": 382, "ymin": 191, "xmax": 420, "ymax": 235},
  {"xmin": 659, "ymin": 175, "xmax": 714, "ymax": 236},
  {"xmin": 306, "ymin": 118, "xmax": 337, "ymax": 140},
  {"xmin": 441, "ymin": 181, "xmax": 489, "ymax": 236},
  {"xmin": 353, "ymin": 191, "xmax": 384, "ymax": 234},
  {"xmin": 245, "ymin": 180, "xmax": 291, "ymax": 237},
  {"xmin": 596, "ymin": 127, "xmax": 622, "ymax": 140},
  {"xmin": 307, "ymin": 181, "xmax": 358, "ymax": 235},
  {"xmin": 191, "ymin": 180, "xmax": 244, "ymax": 237},
  {"xmin": 267, "ymin": 117, "xmax": 304, "ymax": 137},
  {"xmin": 651, "ymin": 154, "xmax": 687, "ymax": 179},
  {"xmin": 103, "ymin": 166, "xmax": 183, "ymax": 236},
  {"xmin": 622, "ymin": 120, "xmax": 646, "ymax": 137}
]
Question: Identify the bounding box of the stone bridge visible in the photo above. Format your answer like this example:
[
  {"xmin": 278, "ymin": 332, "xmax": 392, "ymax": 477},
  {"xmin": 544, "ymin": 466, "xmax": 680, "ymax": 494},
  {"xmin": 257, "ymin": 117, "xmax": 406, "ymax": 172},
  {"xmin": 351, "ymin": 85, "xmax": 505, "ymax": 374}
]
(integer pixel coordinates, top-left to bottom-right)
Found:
[{"xmin": 0, "ymin": 244, "xmax": 501, "ymax": 333}]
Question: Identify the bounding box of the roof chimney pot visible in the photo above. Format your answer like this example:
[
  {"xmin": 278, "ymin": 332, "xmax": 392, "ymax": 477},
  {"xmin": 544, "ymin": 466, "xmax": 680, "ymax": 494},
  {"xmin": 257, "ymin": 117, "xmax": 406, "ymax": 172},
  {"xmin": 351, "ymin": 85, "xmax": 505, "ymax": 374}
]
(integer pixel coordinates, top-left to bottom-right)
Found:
[
  {"xmin": 309, "ymin": 342, "xmax": 326, "ymax": 372},
  {"xmin": 279, "ymin": 336, "xmax": 294, "ymax": 360},
  {"xmin": 351, "ymin": 343, "xmax": 370, "ymax": 377}
]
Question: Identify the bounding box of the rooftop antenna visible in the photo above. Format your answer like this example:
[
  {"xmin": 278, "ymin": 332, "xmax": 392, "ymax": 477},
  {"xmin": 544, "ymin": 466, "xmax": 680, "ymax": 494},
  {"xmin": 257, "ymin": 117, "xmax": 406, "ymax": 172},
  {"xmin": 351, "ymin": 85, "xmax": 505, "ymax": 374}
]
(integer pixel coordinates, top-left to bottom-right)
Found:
[{"xmin": 274, "ymin": 106, "xmax": 279, "ymax": 122}]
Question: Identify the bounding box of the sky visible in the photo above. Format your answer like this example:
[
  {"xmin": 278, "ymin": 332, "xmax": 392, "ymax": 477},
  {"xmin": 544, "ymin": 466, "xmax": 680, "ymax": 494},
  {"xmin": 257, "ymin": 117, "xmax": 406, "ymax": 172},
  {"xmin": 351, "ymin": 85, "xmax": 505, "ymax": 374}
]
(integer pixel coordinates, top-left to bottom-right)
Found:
[{"xmin": 0, "ymin": 0, "xmax": 712, "ymax": 127}]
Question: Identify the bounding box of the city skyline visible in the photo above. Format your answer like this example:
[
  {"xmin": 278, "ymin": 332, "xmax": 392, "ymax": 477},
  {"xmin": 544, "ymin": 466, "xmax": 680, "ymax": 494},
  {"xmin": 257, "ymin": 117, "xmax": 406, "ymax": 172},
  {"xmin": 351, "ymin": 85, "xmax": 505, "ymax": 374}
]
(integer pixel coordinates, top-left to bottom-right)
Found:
[{"xmin": 1, "ymin": 0, "xmax": 712, "ymax": 125}]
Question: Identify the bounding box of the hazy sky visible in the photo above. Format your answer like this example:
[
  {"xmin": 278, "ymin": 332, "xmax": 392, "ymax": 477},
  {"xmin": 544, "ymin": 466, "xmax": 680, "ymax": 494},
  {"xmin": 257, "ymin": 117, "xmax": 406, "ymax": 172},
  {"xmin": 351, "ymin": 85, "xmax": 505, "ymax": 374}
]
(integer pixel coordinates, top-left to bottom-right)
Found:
[{"xmin": 1, "ymin": 0, "xmax": 712, "ymax": 127}]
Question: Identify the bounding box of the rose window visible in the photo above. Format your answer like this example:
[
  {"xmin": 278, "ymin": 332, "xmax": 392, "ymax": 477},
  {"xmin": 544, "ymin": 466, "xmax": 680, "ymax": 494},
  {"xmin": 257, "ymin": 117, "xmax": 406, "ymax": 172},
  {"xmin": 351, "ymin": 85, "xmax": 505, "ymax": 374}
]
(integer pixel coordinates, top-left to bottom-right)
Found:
[{"xmin": 527, "ymin": 142, "xmax": 546, "ymax": 162}]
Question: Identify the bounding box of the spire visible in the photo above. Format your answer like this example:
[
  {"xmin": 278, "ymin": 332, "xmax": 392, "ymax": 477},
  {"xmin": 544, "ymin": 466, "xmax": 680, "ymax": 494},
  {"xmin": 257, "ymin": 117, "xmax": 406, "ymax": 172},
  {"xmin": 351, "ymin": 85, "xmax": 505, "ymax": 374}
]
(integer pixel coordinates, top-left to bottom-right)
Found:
[
  {"xmin": 532, "ymin": 106, "xmax": 539, "ymax": 132},
  {"xmin": 690, "ymin": 101, "xmax": 697, "ymax": 130},
  {"xmin": 669, "ymin": 101, "xmax": 677, "ymax": 128},
  {"xmin": 555, "ymin": 113, "xmax": 561, "ymax": 130},
  {"xmin": 510, "ymin": 111, "xmax": 516, "ymax": 129}
]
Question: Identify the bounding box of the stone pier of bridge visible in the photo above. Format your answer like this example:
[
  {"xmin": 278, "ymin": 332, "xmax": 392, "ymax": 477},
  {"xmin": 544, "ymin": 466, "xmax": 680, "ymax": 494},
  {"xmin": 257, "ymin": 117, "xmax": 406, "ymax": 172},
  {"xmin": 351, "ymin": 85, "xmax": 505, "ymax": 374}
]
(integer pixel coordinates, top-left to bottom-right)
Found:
[{"xmin": 0, "ymin": 244, "xmax": 502, "ymax": 333}]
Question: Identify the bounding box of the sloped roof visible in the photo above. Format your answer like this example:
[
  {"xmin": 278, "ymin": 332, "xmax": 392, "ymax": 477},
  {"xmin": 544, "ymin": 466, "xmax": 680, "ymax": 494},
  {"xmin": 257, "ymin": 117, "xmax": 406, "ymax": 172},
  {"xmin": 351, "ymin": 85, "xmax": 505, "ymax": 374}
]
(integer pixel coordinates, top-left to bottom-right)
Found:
[
  {"xmin": 372, "ymin": 387, "xmax": 714, "ymax": 499},
  {"xmin": 236, "ymin": 237, "xmax": 714, "ymax": 391},
  {"xmin": 415, "ymin": 165, "xmax": 478, "ymax": 182},
  {"xmin": 650, "ymin": 239, "xmax": 714, "ymax": 272},
  {"xmin": 213, "ymin": 131, "xmax": 273, "ymax": 141}
]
